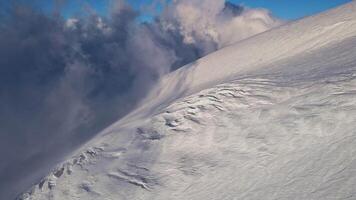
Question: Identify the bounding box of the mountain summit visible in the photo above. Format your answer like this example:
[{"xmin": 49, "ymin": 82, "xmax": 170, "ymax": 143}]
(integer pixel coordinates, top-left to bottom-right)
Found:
[{"xmin": 19, "ymin": 1, "xmax": 356, "ymax": 200}]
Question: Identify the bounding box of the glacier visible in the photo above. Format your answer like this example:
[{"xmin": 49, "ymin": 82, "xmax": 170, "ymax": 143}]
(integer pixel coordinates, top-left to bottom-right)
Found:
[{"xmin": 18, "ymin": 1, "xmax": 356, "ymax": 200}]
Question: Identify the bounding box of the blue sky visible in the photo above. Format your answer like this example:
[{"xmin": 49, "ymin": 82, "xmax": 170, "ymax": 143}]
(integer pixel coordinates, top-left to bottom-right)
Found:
[
  {"xmin": 230, "ymin": 0, "xmax": 353, "ymax": 19},
  {"xmin": 67, "ymin": 0, "xmax": 353, "ymax": 20},
  {"xmin": 4, "ymin": 0, "xmax": 353, "ymax": 20}
]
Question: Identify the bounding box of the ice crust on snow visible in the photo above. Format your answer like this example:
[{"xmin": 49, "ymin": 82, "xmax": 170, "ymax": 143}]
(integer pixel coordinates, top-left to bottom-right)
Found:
[{"xmin": 18, "ymin": 1, "xmax": 356, "ymax": 200}]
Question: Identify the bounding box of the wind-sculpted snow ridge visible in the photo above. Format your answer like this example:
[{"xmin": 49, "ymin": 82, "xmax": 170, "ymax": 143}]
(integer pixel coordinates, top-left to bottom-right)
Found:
[
  {"xmin": 19, "ymin": 73, "xmax": 356, "ymax": 200},
  {"xmin": 18, "ymin": 1, "xmax": 356, "ymax": 200}
]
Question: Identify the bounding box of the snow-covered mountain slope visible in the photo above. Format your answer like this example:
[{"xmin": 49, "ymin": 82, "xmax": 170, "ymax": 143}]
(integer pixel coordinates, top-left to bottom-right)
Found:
[{"xmin": 18, "ymin": 1, "xmax": 356, "ymax": 200}]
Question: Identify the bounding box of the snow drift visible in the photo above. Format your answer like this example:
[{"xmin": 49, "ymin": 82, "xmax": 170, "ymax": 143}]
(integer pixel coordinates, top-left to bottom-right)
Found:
[{"xmin": 18, "ymin": 1, "xmax": 356, "ymax": 200}]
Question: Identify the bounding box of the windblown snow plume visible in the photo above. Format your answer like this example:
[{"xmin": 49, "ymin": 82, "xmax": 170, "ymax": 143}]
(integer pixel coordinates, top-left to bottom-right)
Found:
[
  {"xmin": 160, "ymin": 0, "xmax": 282, "ymax": 52},
  {"xmin": 0, "ymin": 0, "xmax": 281, "ymax": 199}
]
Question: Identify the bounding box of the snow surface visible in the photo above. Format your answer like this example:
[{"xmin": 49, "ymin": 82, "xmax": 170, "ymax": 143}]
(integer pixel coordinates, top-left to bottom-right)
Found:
[{"xmin": 18, "ymin": 1, "xmax": 356, "ymax": 200}]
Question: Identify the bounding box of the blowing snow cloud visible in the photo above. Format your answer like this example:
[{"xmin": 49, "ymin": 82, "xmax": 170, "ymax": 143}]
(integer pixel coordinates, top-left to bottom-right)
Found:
[{"xmin": 0, "ymin": 0, "xmax": 282, "ymax": 199}]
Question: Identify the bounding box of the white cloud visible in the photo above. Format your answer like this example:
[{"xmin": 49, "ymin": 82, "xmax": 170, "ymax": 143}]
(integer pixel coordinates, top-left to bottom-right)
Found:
[{"xmin": 159, "ymin": 0, "xmax": 283, "ymax": 53}]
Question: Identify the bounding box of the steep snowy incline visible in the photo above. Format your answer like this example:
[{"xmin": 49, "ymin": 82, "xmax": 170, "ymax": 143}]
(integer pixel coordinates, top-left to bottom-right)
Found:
[
  {"xmin": 18, "ymin": 1, "xmax": 356, "ymax": 200},
  {"xmin": 129, "ymin": 1, "xmax": 356, "ymax": 119}
]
